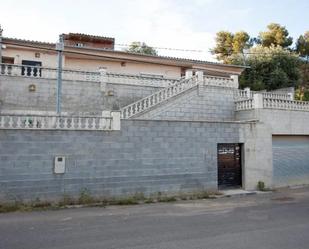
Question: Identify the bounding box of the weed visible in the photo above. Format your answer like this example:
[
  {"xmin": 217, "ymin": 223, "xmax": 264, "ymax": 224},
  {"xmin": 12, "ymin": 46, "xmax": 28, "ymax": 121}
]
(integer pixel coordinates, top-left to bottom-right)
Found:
[
  {"xmin": 78, "ymin": 188, "xmax": 94, "ymax": 204},
  {"xmin": 158, "ymin": 196, "xmax": 177, "ymax": 202},
  {"xmin": 59, "ymin": 194, "xmax": 76, "ymax": 206},
  {"xmin": 0, "ymin": 202, "xmax": 21, "ymax": 213}
]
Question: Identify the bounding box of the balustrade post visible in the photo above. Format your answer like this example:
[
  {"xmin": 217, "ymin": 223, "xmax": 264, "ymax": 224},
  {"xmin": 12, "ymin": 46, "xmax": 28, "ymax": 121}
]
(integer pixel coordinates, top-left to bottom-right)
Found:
[
  {"xmin": 287, "ymin": 92, "xmax": 294, "ymax": 101},
  {"xmin": 253, "ymin": 93, "xmax": 264, "ymax": 109},
  {"xmin": 111, "ymin": 111, "xmax": 121, "ymax": 130},
  {"xmin": 185, "ymin": 69, "xmax": 193, "ymax": 79},
  {"xmin": 196, "ymin": 71, "xmax": 204, "ymax": 83},
  {"xmin": 230, "ymin": 75, "xmax": 239, "ymax": 88},
  {"xmin": 244, "ymin": 87, "xmax": 251, "ymax": 98}
]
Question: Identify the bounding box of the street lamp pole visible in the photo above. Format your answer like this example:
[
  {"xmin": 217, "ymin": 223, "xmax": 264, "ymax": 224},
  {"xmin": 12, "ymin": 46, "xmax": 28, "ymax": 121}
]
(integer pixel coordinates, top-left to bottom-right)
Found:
[{"xmin": 56, "ymin": 34, "xmax": 64, "ymax": 115}]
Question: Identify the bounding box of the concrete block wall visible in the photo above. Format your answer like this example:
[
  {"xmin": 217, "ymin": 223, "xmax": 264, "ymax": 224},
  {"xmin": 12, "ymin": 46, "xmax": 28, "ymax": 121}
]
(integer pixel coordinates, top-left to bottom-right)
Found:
[
  {"xmin": 0, "ymin": 119, "xmax": 247, "ymax": 202},
  {"xmin": 237, "ymin": 108, "xmax": 309, "ymax": 189},
  {"xmin": 0, "ymin": 76, "xmax": 160, "ymax": 114},
  {"xmin": 137, "ymin": 85, "xmax": 236, "ymax": 121},
  {"xmin": 236, "ymin": 109, "xmax": 309, "ymax": 135}
]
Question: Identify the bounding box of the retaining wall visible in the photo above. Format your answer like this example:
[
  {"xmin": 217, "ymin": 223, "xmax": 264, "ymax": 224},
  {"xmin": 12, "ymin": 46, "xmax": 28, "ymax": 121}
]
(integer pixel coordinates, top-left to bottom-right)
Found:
[{"xmin": 0, "ymin": 119, "xmax": 247, "ymax": 202}]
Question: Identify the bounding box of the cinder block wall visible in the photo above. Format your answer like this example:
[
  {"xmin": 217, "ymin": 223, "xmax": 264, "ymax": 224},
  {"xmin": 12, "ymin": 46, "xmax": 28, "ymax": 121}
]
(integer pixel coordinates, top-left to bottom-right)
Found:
[
  {"xmin": 0, "ymin": 119, "xmax": 245, "ymax": 202},
  {"xmin": 0, "ymin": 76, "xmax": 160, "ymax": 114},
  {"xmin": 137, "ymin": 85, "xmax": 236, "ymax": 121}
]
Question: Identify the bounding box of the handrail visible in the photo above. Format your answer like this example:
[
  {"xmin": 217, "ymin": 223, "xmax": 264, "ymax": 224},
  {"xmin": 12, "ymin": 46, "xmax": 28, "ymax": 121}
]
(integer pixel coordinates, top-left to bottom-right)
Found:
[{"xmin": 121, "ymin": 76, "xmax": 198, "ymax": 119}]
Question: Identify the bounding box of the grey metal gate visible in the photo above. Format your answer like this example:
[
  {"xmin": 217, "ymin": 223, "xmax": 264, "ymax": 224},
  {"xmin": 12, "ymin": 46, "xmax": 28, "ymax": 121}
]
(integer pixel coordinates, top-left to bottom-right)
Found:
[{"xmin": 273, "ymin": 136, "xmax": 309, "ymax": 187}]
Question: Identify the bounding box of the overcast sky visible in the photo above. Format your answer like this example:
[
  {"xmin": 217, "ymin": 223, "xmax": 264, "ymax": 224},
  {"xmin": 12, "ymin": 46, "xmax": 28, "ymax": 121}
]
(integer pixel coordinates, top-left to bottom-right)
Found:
[{"xmin": 1, "ymin": 0, "xmax": 308, "ymax": 61}]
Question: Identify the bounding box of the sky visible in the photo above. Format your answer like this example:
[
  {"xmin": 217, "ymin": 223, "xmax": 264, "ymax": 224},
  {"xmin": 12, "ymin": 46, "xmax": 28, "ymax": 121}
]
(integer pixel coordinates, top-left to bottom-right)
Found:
[{"xmin": 1, "ymin": 0, "xmax": 308, "ymax": 61}]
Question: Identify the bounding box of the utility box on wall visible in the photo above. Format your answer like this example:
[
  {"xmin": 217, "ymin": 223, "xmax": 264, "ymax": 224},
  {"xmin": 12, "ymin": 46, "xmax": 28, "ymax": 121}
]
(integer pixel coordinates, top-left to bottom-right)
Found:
[{"xmin": 54, "ymin": 156, "xmax": 66, "ymax": 174}]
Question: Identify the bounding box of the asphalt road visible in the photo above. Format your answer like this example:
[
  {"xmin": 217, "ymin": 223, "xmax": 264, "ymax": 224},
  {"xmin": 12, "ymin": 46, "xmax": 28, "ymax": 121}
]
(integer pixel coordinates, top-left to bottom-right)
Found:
[{"xmin": 1, "ymin": 187, "xmax": 309, "ymax": 249}]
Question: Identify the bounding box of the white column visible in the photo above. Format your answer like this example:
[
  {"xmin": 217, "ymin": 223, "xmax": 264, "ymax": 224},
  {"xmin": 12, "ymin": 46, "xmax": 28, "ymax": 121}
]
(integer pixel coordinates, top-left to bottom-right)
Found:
[
  {"xmin": 287, "ymin": 92, "xmax": 294, "ymax": 101},
  {"xmin": 244, "ymin": 87, "xmax": 251, "ymax": 98},
  {"xmin": 230, "ymin": 75, "xmax": 239, "ymax": 88},
  {"xmin": 99, "ymin": 67, "xmax": 107, "ymax": 92},
  {"xmin": 185, "ymin": 69, "xmax": 193, "ymax": 79},
  {"xmin": 253, "ymin": 93, "xmax": 264, "ymax": 109},
  {"xmin": 196, "ymin": 70, "xmax": 204, "ymax": 82},
  {"xmin": 111, "ymin": 111, "xmax": 121, "ymax": 130}
]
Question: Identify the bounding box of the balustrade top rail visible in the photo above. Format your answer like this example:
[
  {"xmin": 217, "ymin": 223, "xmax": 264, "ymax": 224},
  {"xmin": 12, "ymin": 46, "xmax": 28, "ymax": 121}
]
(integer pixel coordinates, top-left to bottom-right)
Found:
[{"xmin": 0, "ymin": 114, "xmax": 113, "ymax": 130}]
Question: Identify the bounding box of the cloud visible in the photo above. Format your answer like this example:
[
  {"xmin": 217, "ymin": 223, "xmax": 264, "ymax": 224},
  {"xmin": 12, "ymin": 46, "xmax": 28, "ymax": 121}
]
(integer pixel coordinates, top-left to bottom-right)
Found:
[{"xmin": 1, "ymin": 0, "xmax": 216, "ymax": 61}]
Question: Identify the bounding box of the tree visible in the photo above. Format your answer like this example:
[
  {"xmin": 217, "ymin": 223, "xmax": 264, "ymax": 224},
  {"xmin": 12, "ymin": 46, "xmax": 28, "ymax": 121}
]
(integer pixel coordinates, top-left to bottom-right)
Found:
[
  {"xmin": 212, "ymin": 31, "xmax": 234, "ymax": 62},
  {"xmin": 296, "ymin": 31, "xmax": 309, "ymax": 57},
  {"xmin": 212, "ymin": 31, "xmax": 251, "ymax": 63},
  {"xmin": 295, "ymin": 31, "xmax": 309, "ymax": 98},
  {"xmin": 232, "ymin": 45, "xmax": 301, "ymax": 91},
  {"xmin": 258, "ymin": 23, "xmax": 293, "ymax": 48},
  {"xmin": 126, "ymin": 42, "xmax": 157, "ymax": 55},
  {"xmin": 232, "ymin": 31, "xmax": 251, "ymax": 53}
]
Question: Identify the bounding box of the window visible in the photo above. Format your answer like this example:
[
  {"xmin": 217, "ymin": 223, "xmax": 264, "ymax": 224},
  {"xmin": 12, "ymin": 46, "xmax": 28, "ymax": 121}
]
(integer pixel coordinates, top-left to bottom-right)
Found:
[{"xmin": 75, "ymin": 43, "xmax": 85, "ymax": 47}]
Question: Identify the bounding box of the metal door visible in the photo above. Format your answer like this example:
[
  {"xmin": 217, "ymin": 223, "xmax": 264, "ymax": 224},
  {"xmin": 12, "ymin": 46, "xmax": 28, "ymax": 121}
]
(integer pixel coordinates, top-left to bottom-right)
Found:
[
  {"xmin": 273, "ymin": 136, "xmax": 309, "ymax": 187},
  {"xmin": 218, "ymin": 143, "xmax": 242, "ymax": 188}
]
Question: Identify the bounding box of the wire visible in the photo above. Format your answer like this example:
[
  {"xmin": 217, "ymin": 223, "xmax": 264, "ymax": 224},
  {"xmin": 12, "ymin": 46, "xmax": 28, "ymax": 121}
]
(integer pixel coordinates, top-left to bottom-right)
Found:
[
  {"xmin": 2, "ymin": 41, "xmax": 203, "ymax": 66},
  {"xmin": 115, "ymin": 43, "xmax": 203, "ymax": 52}
]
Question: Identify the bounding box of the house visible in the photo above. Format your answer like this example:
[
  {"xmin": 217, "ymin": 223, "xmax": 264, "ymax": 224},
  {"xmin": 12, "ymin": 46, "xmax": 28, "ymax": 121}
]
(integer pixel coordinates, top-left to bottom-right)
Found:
[
  {"xmin": 0, "ymin": 28, "xmax": 309, "ymax": 203},
  {"xmin": 1, "ymin": 32, "xmax": 244, "ymax": 79}
]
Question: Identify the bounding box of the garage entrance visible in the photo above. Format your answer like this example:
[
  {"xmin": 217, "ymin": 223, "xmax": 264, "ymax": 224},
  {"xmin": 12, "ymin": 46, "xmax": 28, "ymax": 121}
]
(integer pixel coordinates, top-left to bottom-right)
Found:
[
  {"xmin": 217, "ymin": 143, "xmax": 242, "ymax": 188},
  {"xmin": 273, "ymin": 136, "xmax": 309, "ymax": 187}
]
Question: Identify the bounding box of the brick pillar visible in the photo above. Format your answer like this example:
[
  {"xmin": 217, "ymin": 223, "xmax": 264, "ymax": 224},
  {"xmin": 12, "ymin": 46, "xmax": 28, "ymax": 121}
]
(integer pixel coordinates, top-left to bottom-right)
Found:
[
  {"xmin": 185, "ymin": 69, "xmax": 193, "ymax": 79},
  {"xmin": 230, "ymin": 75, "xmax": 239, "ymax": 88},
  {"xmin": 196, "ymin": 71, "xmax": 204, "ymax": 82},
  {"xmin": 253, "ymin": 93, "xmax": 264, "ymax": 109},
  {"xmin": 111, "ymin": 111, "xmax": 121, "ymax": 130},
  {"xmin": 244, "ymin": 87, "xmax": 251, "ymax": 98}
]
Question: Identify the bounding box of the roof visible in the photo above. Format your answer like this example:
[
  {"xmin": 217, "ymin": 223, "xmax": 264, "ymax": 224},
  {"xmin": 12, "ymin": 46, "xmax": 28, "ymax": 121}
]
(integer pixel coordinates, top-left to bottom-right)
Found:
[
  {"xmin": 62, "ymin": 33, "xmax": 115, "ymax": 43},
  {"xmin": 2, "ymin": 36, "xmax": 248, "ymax": 71}
]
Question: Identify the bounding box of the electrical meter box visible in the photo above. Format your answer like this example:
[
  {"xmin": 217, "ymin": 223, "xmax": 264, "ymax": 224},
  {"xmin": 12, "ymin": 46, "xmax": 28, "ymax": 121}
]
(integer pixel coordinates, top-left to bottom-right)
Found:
[{"xmin": 54, "ymin": 156, "xmax": 65, "ymax": 174}]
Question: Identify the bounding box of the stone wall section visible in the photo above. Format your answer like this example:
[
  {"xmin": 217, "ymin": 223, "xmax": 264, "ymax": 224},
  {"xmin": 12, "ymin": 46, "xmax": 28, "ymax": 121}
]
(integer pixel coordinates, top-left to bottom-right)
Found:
[
  {"xmin": 137, "ymin": 85, "xmax": 236, "ymax": 121},
  {"xmin": 0, "ymin": 119, "xmax": 247, "ymax": 202},
  {"xmin": 0, "ymin": 76, "xmax": 160, "ymax": 114}
]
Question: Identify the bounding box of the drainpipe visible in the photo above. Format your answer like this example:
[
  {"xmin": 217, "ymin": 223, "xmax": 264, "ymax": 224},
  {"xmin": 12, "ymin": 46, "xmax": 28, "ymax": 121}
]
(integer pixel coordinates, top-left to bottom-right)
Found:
[{"xmin": 56, "ymin": 34, "xmax": 64, "ymax": 115}]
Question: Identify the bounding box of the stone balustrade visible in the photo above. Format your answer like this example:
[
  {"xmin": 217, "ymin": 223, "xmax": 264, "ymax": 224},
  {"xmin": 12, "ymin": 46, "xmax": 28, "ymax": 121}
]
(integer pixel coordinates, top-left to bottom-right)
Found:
[
  {"xmin": 0, "ymin": 63, "xmax": 100, "ymax": 82},
  {"xmin": 121, "ymin": 76, "xmax": 198, "ymax": 119},
  {"xmin": 235, "ymin": 99, "xmax": 254, "ymax": 111},
  {"xmin": 203, "ymin": 75, "xmax": 236, "ymax": 88},
  {"xmin": 235, "ymin": 89, "xmax": 253, "ymax": 100},
  {"xmin": 235, "ymin": 93, "xmax": 309, "ymax": 112},
  {"xmin": 0, "ymin": 113, "xmax": 121, "ymax": 130},
  {"xmin": 235, "ymin": 89, "xmax": 292, "ymax": 101},
  {"xmin": 261, "ymin": 92, "xmax": 293, "ymax": 100},
  {"xmin": 263, "ymin": 98, "xmax": 309, "ymax": 111},
  {"xmin": 0, "ymin": 63, "xmax": 179, "ymax": 87}
]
